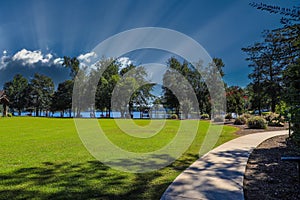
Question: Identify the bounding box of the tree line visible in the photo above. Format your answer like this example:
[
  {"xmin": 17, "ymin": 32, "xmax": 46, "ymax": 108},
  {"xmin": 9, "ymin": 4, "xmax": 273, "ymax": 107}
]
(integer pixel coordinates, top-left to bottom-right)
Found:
[{"xmin": 3, "ymin": 55, "xmax": 246, "ymax": 118}]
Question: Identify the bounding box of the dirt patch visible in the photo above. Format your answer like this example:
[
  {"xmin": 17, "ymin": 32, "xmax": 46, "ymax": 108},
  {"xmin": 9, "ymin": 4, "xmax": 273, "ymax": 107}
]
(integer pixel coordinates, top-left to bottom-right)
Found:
[{"xmin": 243, "ymin": 135, "xmax": 300, "ymax": 200}]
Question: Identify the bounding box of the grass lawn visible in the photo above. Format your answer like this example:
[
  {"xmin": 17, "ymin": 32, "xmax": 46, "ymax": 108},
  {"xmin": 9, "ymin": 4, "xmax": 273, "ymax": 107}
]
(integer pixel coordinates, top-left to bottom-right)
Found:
[{"xmin": 0, "ymin": 117, "xmax": 238, "ymax": 199}]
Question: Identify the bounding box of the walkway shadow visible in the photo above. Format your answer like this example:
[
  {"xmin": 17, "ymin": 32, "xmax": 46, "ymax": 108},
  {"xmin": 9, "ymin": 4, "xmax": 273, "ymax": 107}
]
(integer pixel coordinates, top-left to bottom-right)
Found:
[{"xmin": 162, "ymin": 149, "xmax": 250, "ymax": 200}]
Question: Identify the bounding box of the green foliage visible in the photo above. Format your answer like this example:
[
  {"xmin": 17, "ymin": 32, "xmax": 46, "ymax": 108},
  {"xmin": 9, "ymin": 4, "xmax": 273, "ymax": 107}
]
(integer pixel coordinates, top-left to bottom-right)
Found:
[
  {"xmin": 262, "ymin": 111, "xmax": 272, "ymax": 116},
  {"xmin": 7, "ymin": 113, "xmax": 12, "ymax": 117},
  {"xmin": 95, "ymin": 59, "xmax": 120, "ymax": 114},
  {"xmin": 242, "ymin": 113, "xmax": 252, "ymax": 119},
  {"xmin": 113, "ymin": 66, "xmax": 154, "ymax": 118},
  {"xmin": 201, "ymin": 113, "xmax": 209, "ymax": 119},
  {"xmin": 275, "ymin": 101, "xmax": 288, "ymax": 115},
  {"xmin": 51, "ymin": 80, "xmax": 73, "ymax": 116},
  {"xmin": 62, "ymin": 56, "xmax": 80, "ymax": 79},
  {"xmin": 283, "ymin": 59, "xmax": 300, "ymax": 145},
  {"xmin": 234, "ymin": 116, "xmax": 247, "ymax": 125},
  {"xmin": 263, "ymin": 112, "xmax": 285, "ymax": 127},
  {"xmin": 268, "ymin": 118, "xmax": 285, "ymax": 127},
  {"xmin": 29, "ymin": 73, "xmax": 55, "ymax": 116},
  {"xmin": 247, "ymin": 2, "xmax": 299, "ymax": 143},
  {"xmin": 247, "ymin": 116, "xmax": 267, "ymax": 129},
  {"xmin": 163, "ymin": 57, "xmax": 225, "ymax": 117},
  {"xmin": 3, "ymin": 74, "xmax": 29, "ymax": 115},
  {"xmin": 226, "ymin": 86, "xmax": 245, "ymax": 115}
]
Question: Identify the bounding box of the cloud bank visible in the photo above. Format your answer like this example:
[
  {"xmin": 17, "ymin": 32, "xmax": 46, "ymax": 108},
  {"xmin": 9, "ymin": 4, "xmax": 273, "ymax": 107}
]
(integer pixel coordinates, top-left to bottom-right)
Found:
[
  {"xmin": 0, "ymin": 49, "xmax": 135, "ymax": 88},
  {"xmin": 0, "ymin": 49, "xmax": 69, "ymax": 87}
]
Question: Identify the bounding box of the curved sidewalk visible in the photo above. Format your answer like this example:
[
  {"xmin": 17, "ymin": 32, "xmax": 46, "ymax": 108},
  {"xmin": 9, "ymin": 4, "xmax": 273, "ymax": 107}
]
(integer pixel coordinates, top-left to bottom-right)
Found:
[{"xmin": 161, "ymin": 130, "xmax": 288, "ymax": 200}]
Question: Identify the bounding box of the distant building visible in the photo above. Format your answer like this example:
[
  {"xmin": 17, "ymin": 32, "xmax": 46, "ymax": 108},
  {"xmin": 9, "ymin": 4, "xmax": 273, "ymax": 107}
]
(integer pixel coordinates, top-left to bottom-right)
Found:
[{"xmin": 0, "ymin": 91, "xmax": 9, "ymax": 116}]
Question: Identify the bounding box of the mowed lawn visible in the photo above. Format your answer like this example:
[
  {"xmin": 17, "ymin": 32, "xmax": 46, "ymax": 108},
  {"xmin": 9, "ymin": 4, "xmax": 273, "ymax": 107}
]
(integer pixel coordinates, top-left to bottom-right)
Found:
[{"xmin": 0, "ymin": 117, "xmax": 238, "ymax": 199}]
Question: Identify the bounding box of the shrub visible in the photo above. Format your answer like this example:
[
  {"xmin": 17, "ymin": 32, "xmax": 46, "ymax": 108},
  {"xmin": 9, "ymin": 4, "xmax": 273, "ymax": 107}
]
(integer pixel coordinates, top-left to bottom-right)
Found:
[
  {"xmin": 214, "ymin": 116, "xmax": 224, "ymax": 122},
  {"xmin": 269, "ymin": 116, "xmax": 285, "ymax": 127},
  {"xmin": 247, "ymin": 116, "xmax": 267, "ymax": 129},
  {"xmin": 242, "ymin": 113, "xmax": 252, "ymax": 119},
  {"xmin": 234, "ymin": 116, "xmax": 247, "ymax": 125},
  {"xmin": 268, "ymin": 118, "xmax": 285, "ymax": 127},
  {"xmin": 201, "ymin": 113, "xmax": 209, "ymax": 119},
  {"xmin": 170, "ymin": 114, "xmax": 178, "ymax": 119},
  {"xmin": 225, "ymin": 113, "xmax": 233, "ymax": 120},
  {"xmin": 263, "ymin": 112, "xmax": 285, "ymax": 127},
  {"xmin": 264, "ymin": 112, "xmax": 279, "ymax": 122}
]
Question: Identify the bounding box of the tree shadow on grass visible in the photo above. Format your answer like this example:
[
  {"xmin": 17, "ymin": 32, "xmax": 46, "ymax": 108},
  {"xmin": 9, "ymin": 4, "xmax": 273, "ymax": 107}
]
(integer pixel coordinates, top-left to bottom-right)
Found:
[
  {"xmin": 0, "ymin": 160, "xmax": 161, "ymax": 200},
  {"xmin": 0, "ymin": 152, "xmax": 200, "ymax": 200}
]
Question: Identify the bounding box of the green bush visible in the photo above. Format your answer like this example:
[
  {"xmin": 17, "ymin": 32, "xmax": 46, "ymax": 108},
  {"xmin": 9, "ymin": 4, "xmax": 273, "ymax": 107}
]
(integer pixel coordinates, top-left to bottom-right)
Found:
[
  {"xmin": 242, "ymin": 113, "xmax": 252, "ymax": 119},
  {"xmin": 7, "ymin": 113, "xmax": 12, "ymax": 117},
  {"xmin": 264, "ymin": 112, "xmax": 279, "ymax": 122},
  {"xmin": 268, "ymin": 118, "xmax": 285, "ymax": 127},
  {"xmin": 263, "ymin": 112, "xmax": 285, "ymax": 127},
  {"xmin": 225, "ymin": 113, "xmax": 232, "ymax": 120},
  {"xmin": 201, "ymin": 113, "xmax": 209, "ymax": 119},
  {"xmin": 170, "ymin": 114, "xmax": 178, "ymax": 119},
  {"xmin": 234, "ymin": 116, "xmax": 247, "ymax": 125},
  {"xmin": 247, "ymin": 116, "xmax": 267, "ymax": 129}
]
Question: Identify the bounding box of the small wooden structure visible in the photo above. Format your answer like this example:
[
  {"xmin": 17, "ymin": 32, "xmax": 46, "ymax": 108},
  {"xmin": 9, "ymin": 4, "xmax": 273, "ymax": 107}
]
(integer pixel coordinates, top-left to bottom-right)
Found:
[{"xmin": 0, "ymin": 91, "xmax": 9, "ymax": 116}]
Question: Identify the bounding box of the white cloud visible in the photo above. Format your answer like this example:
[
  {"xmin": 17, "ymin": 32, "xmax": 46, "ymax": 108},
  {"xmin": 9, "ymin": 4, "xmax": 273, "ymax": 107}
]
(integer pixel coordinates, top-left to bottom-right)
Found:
[
  {"xmin": 42, "ymin": 53, "xmax": 53, "ymax": 63},
  {"xmin": 0, "ymin": 50, "xmax": 10, "ymax": 70},
  {"xmin": 0, "ymin": 48, "xmax": 65, "ymax": 70},
  {"xmin": 12, "ymin": 49, "xmax": 54, "ymax": 66},
  {"xmin": 0, "ymin": 55, "xmax": 9, "ymax": 70},
  {"xmin": 53, "ymin": 57, "xmax": 64, "ymax": 65},
  {"xmin": 117, "ymin": 57, "xmax": 132, "ymax": 69},
  {"xmin": 77, "ymin": 52, "xmax": 97, "ymax": 63}
]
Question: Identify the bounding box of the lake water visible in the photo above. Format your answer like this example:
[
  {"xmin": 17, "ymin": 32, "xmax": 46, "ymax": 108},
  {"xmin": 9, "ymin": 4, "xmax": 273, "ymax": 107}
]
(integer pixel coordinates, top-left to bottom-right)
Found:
[{"xmin": 13, "ymin": 111, "xmax": 171, "ymax": 119}]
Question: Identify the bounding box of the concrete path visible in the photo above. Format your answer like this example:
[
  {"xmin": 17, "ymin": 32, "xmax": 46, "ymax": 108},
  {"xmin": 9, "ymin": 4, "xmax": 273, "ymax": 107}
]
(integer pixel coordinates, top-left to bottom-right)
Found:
[{"xmin": 161, "ymin": 130, "xmax": 288, "ymax": 200}]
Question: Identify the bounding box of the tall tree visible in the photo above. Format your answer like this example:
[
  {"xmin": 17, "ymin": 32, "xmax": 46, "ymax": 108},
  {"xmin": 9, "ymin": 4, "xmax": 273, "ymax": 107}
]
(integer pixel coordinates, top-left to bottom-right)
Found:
[
  {"xmin": 112, "ymin": 65, "xmax": 153, "ymax": 118},
  {"xmin": 29, "ymin": 73, "xmax": 54, "ymax": 117},
  {"xmin": 62, "ymin": 56, "xmax": 80, "ymax": 79},
  {"xmin": 3, "ymin": 74, "xmax": 28, "ymax": 115},
  {"xmin": 242, "ymin": 43, "xmax": 268, "ymax": 115},
  {"xmin": 95, "ymin": 59, "xmax": 120, "ymax": 116},
  {"xmin": 51, "ymin": 80, "xmax": 73, "ymax": 117},
  {"xmin": 163, "ymin": 57, "xmax": 225, "ymax": 118},
  {"xmin": 248, "ymin": 2, "xmax": 300, "ymax": 144}
]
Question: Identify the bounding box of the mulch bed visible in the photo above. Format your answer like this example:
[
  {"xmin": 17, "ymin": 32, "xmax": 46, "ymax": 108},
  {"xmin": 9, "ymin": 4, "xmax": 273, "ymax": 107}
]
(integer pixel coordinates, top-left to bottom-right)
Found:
[
  {"xmin": 226, "ymin": 121, "xmax": 300, "ymax": 199},
  {"xmin": 243, "ymin": 135, "xmax": 300, "ymax": 200},
  {"xmin": 226, "ymin": 120, "xmax": 289, "ymax": 136}
]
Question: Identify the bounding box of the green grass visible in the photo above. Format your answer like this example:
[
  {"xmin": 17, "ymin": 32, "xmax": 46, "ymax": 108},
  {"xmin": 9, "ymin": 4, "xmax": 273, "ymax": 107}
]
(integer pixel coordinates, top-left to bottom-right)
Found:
[{"xmin": 0, "ymin": 117, "xmax": 238, "ymax": 199}]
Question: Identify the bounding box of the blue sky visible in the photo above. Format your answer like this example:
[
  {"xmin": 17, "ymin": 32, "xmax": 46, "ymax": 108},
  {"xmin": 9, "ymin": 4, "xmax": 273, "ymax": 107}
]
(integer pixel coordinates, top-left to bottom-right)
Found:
[{"xmin": 0, "ymin": 0, "xmax": 298, "ymax": 88}]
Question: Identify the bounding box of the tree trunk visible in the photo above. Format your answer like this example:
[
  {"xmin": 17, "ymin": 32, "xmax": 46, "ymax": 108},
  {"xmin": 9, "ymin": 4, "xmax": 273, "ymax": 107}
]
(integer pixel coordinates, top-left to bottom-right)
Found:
[{"xmin": 3, "ymin": 104, "xmax": 7, "ymax": 116}]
